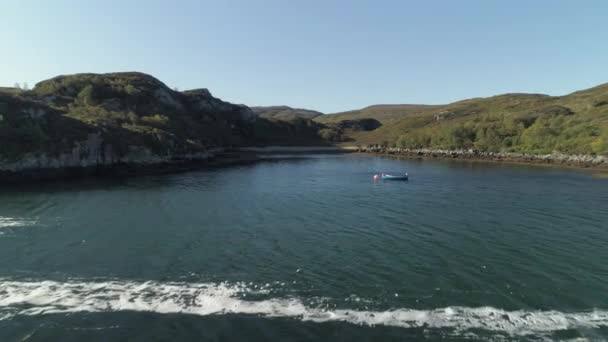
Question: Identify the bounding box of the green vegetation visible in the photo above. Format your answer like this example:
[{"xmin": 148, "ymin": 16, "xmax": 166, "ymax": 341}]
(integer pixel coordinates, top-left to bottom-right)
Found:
[{"xmin": 321, "ymin": 88, "xmax": 608, "ymax": 156}]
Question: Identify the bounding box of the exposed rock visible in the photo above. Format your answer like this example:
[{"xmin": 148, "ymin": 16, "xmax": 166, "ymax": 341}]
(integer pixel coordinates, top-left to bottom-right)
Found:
[
  {"xmin": 357, "ymin": 147, "xmax": 608, "ymax": 168},
  {"xmin": 236, "ymin": 105, "xmax": 256, "ymax": 123},
  {"xmin": 154, "ymin": 87, "xmax": 183, "ymax": 110},
  {"xmin": 0, "ymin": 131, "xmax": 224, "ymax": 173}
]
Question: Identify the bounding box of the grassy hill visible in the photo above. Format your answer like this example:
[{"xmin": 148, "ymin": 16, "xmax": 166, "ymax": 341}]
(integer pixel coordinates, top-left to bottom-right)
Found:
[
  {"xmin": 0, "ymin": 72, "xmax": 260, "ymax": 161},
  {"xmin": 0, "ymin": 72, "xmax": 332, "ymax": 166},
  {"xmin": 314, "ymin": 86, "xmax": 608, "ymax": 156},
  {"xmin": 373, "ymin": 88, "xmax": 608, "ymax": 155}
]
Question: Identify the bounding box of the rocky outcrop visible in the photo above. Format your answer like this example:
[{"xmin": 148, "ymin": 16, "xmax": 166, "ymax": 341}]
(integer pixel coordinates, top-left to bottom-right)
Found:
[
  {"xmin": 154, "ymin": 87, "xmax": 184, "ymax": 110},
  {"xmin": 0, "ymin": 133, "xmax": 218, "ymax": 171},
  {"xmin": 0, "ymin": 72, "xmax": 253, "ymax": 181}
]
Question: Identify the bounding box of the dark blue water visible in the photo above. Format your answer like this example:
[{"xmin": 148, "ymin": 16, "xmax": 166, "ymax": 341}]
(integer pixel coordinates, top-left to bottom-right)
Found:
[{"xmin": 0, "ymin": 154, "xmax": 607, "ymax": 341}]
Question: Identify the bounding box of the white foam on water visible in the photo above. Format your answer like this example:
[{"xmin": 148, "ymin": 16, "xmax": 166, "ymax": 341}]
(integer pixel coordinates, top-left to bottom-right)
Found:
[
  {"xmin": 0, "ymin": 279, "xmax": 606, "ymax": 337},
  {"xmin": 0, "ymin": 217, "xmax": 37, "ymax": 229}
]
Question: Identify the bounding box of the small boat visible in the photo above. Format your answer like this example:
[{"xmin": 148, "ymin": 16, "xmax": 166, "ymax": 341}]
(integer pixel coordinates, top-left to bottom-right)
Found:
[{"xmin": 374, "ymin": 173, "xmax": 409, "ymax": 181}]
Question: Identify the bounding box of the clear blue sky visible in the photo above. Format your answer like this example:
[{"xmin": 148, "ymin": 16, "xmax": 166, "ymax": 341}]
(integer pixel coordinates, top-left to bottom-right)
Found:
[{"xmin": 2, "ymin": 0, "xmax": 607, "ymax": 113}]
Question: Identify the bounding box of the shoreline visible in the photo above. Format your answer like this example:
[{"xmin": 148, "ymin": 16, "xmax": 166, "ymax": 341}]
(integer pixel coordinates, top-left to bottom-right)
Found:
[
  {"xmin": 355, "ymin": 147, "xmax": 608, "ymax": 172},
  {"xmin": 0, "ymin": 149, "xmax": 352, "ymax": 184},
  {"xmin": 0, "ymin": 151, "xmax": 263, "ymax": 184},
  {"xmin": 2, "ymin": 146, "xmax": 607, "ymax": 183}
]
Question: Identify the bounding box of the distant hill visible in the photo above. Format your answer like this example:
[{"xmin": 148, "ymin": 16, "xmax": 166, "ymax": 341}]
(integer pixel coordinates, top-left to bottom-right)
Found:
[
  {"xmin": 315, "ymin": 104, "xmax": 439, "ymax": 125},
  {"xmin": 252, "ymin": 106, "xmax": 323, "ymax": 121},
  {"xmin": 347, "ymin": 87, "xmax": 608, "ymax": 155}
]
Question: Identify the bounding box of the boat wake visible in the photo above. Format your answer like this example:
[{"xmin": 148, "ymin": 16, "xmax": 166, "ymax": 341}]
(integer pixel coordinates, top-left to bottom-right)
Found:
[
  {"xmin": 0, "ymin": 217, "xmax": 37, "ymax": 229},
  {"xmin": 0, "ymin": 279, "xmax": 606, "ymax": 338}
]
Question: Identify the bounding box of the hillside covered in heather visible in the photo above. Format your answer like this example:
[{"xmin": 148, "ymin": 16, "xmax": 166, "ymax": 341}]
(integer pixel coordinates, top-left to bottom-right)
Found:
[{"xmin": 317, "ymin": 85, "xmax": 608, "ymax": 156}]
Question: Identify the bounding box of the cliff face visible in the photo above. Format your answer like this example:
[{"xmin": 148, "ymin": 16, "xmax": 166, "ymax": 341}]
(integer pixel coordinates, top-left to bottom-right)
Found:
[
  {"xmin": 0, "ymin": 72, "xmax": 254, "ymax": 177},
  {"xmin": 0, "ymin": 132, "xmax": 224, "ymax": 173}
]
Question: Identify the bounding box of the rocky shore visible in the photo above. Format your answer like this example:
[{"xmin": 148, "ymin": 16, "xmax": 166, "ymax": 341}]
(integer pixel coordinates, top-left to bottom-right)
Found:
[
  {"xmin": 357, "ymin": 147, "xmax": 608, "ymax": 169},
  {"xmin": 0, "ymin": 148, "xmax": 228, "ymax": 184},
  {"xmin": 0, "ymin": 147, "xmax": 333, "ymax": 184}
]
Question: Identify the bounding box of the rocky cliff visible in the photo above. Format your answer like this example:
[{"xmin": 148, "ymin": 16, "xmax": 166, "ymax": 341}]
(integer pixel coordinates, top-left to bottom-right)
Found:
[{"xmin": 0, "ymin": 72, "xmax": 258, "ymax": 180}]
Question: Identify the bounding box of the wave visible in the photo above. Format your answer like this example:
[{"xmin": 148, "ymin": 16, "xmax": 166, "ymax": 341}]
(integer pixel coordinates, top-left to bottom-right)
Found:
[
  {"xmin": 0, "ymin": 279, "xmax": 606, "ymax": 337},
  {"xmin": 0, "ymin": 217, "xmax": 37, "ymax": 229}
]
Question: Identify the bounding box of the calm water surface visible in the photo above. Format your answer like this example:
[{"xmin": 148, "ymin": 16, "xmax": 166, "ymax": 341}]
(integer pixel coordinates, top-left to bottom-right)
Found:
[{"xmin": 0, "ymin": 154, "xmax": 607, "ymax": 341}]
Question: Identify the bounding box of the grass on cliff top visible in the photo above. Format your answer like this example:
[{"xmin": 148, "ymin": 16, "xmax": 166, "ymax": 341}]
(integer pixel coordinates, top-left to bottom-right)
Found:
[{"xmin": 32, "ymin": 72, "xmax": 168, "ymax": 98}]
